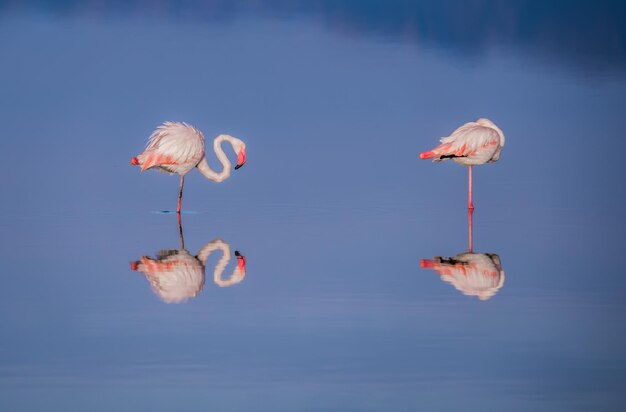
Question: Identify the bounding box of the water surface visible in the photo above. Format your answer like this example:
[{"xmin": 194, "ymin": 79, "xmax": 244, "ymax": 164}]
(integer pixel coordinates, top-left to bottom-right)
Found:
[{"xmin": 1, "ymin": 1, "xmax": 625, "ymax": 411}]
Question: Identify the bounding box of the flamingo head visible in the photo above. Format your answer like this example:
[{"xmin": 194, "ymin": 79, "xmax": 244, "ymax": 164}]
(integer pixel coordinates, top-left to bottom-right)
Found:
[
  {"xmin": 476, "ymin": 118, "xmax": 496, "ymax": 128},
  {"xmin": 476, "ymin": 118, "xmax": 505, "ymax": 147},
  {"xmin": 233, "ymin": 139, "xmax": 247, "ymax": 170}
]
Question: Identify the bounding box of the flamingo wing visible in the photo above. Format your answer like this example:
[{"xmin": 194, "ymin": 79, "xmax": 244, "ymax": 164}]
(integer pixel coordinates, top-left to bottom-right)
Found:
[
  {"xmin": 138, "ymin": 122, "xmax": 205, "ymax": 172},
  {"xmin": 421, "ymin": 122, "xmax": 500, "ymax": 161}
]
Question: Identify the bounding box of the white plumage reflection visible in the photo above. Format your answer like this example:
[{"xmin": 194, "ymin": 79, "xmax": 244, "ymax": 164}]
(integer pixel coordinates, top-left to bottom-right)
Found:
[
  {"xmin": 420, "ymin": 252, "xmax": 505, "ymax": 301},
  {"xmin": 130, "ymin": 216, "xmax": 247, "ymax": 303},
  {"xmin": 420, "ymin": 210, "xmax": 505, "ymax": 301}
]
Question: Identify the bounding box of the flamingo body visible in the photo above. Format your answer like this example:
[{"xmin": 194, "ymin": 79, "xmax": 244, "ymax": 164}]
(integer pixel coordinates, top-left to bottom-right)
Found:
[
  {"xmin": 419, "ymin": 118, "xmax": 505, "ymax": 165},
  {"xmin": 131, "ymin": 239, "xmax": 247, "ymax": 304},
  {"xmin": 132, "ymin": 250, "xmax": 205, "ymax": 303},
  {"xmin": 133, "ymin": 122, "xmax": 205, "ymax": 175},
  {"xmin": 420, "ymin": 252, "xmax": 505, "ymax": 301},
  {"xmin": 131, "ymin": 122, "xmax": 247, "ymax": 212}
]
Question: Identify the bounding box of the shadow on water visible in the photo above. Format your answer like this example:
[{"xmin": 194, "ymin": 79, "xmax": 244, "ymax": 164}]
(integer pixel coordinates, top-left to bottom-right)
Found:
[
  {"xmin": 420, "ymin": 210, "xmax": 505, "ymax": 301},
  {"xmin": 130, "ymin": 214, "xmax": 247, "ymax": 303},
  {"xmin": 153, "ymin": 210, "xmax": 199, "ymax": 215}
]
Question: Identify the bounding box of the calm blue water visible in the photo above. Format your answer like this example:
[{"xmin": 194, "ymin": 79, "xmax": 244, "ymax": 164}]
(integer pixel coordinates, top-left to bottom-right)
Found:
[{"xmin": 1, "ymin": 1, "xmax": 626, "ymax": 410}]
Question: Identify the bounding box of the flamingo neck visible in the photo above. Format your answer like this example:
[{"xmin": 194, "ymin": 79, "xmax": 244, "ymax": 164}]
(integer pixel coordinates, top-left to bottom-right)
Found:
[
  {"xmin": 196, "ymin": 239, "xmax": 245, "ymax": 287},
  {"xmin": 196, "ymin": 135, "xmax": 235, "ymax": 183}
]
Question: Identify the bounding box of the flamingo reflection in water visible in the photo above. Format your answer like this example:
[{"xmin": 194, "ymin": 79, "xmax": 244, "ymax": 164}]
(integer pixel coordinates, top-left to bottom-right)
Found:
[
  {"xmin": 420, "ymin": 210, "xmax": 505, "ymax": 301},
  {"xmin": 130, "ymin": 215, "xmax": 247, "ymax": 303}
]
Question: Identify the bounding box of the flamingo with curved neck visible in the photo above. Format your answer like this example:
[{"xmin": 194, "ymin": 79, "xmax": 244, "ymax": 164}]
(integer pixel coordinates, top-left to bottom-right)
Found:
[
  {"xmin": 131, "ymin": 122, "xmax": 247, "ymax": 212},
  {"xmin": 130, "ymin": 216, "xmax": 247, "ymax": 303}
]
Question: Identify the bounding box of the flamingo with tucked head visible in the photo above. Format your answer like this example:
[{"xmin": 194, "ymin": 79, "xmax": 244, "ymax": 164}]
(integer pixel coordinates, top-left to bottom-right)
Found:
[
  {"xmin": 419, "ymin": 199, "xmax": 505, "ymax": 301},
  {"xmin": 420, "ymin": 118, "xmax": 505, "ymax": 210},
  {"xmin": 131, "ymin": 121, "xmax": 247, "ymax": 212},
  {"xmin": 420, "ymin": 252, "xmax": 505, "ymax": 301}
]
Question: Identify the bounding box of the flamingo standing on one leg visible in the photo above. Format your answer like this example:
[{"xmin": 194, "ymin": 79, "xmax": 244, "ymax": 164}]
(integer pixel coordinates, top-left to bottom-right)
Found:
[
  {"xmin": 419, "ymin": 192, "xmax": 505, "ymax": 301},
  {"xmin": 419, "ymin": 118, "xmax": 505, "ymax": 210},
  {"xmin": 131, "ymin": 121, "xmax": 247, "ymax": 213}
]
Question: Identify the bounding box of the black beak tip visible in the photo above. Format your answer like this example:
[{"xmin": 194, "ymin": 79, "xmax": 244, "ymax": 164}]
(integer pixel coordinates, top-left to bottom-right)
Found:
[
  {"xmin": 235, "ymin": 250, "xmax": 241, "ymax": 256},
  {"xmin": 234, "ymin": 164, "xmax": 242, "ymax": 170}
]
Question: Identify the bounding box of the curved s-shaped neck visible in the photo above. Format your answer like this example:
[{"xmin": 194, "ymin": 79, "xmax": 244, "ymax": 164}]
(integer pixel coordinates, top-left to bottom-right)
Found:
[
  {"xmin": 196, "ymin": 238, "xmax": 246, "ymax": 287},
  {"xmin": 196, "ymin": 135, "xmax": 237, "ymax": 183}
]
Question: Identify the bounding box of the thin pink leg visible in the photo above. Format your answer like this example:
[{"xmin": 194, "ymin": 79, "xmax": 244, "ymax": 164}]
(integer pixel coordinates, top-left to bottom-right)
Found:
[
  {"xmin": 468, "ymin": 208, "xmax": 474, "ymax": 253},
  {"xmin": 177, "ymin": 212, "xmax": 185, "ymax": 250},
  {"xmin": 177, "ymin": 175, "xmax": 184, "ymax": 214},
  {"xmin": 468, "ymin": 166, "xmax": 474, "ymax": 211}
]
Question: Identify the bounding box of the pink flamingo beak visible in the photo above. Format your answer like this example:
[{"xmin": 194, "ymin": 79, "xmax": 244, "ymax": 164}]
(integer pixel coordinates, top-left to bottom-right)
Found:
[
  {"xmin": 235, "ymin": 148, "xmax": 246, "ymax": 170},
  {"xmin": 235, "ymin": 251, "xmax": 246, "ymax": 273}
]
